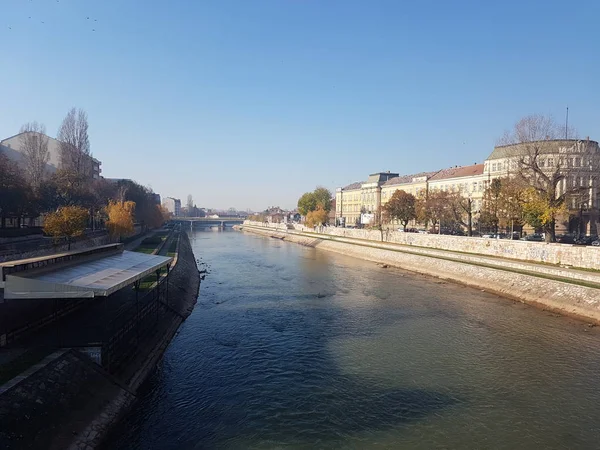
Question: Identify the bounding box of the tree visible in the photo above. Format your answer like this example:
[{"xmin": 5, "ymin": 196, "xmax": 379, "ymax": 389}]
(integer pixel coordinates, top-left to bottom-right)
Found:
[
  {"xmin": 420, "ymin": 190, "xmax": 453, "ymax": 233},
  {"xmin": 447, "ymin": 191, "xmax": 474, "ymax": 236},
  {"xmin": 521, "ymin": 187, "xmax": 567, "ymax": 233},
  {"xmin": 297, "ymin": 192, "xmax": 317, "ymax": 216},
  {"xmin": 57, "ymin": 108, "xmax": 92, "ymax": 178},
  {"xmin": 305, "ymin": 206, "xmax": 328, "ymax": 227},
  {"xmin": 383, "ymin": 190, "xmax": 416, "ymax": 231},
  {"xmin": 0, "ymin": 152, "xmax": 30, "ymax": 228},
  {"xmin": 43, "ymin": 206, "xmax": 89, "ymax": 249},
  {"xmin": 313, "ymin": 187, "xmax": 332, "ymax": 213},
  {"xmin": 106, "ymin": 200, "xmax": 136, "ymax": 242},
  {"xmin": 499, "ymin": 114, "xmax": 593, "ymax": 242},
  {"xmin": 19, "ymin": 122, "xmax": 50, "ymax": 189},
  {"xmin": 297, "ymin": 187, "xmax": 332, "ymax": 217},
  {"xmin": 495, "ymin": 177, "xmax": 527, "ymax": 237}
]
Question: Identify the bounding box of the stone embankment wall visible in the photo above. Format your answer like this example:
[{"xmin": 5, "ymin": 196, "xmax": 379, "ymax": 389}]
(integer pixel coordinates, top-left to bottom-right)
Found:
[
  {"xmin": 241, "ymin": 224, "xmax": 600, "ymax": 323},
  {"xmin": 0, "ymin": 350, "xmax": 134, "ymax": 450},
  {"xmin": 0, "ymin": 233, "xmax": 201, "ymax": 450},
  {"xmin": 246, "ymin": 221, "xmax": 600, "ymax": 270}
]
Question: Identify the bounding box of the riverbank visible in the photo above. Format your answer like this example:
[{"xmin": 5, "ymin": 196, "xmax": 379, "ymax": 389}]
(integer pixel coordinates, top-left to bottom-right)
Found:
[
  {"xmin": 0, "ymin": 232, "xmax": 201, "ymax": 450},
  {"xmin": 238, "ymin": 224, "xmax": 600, "ymax": 324}
]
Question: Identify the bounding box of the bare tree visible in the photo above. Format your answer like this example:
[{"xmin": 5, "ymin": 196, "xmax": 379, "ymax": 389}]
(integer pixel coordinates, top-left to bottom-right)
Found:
[
  {"xmin": 447, "ymin": 191, "xmax": 474, "ymax": 236},
  {"xmin": 19, "ymin": 122, "xmax": 50, "ymax": 188},
  {"xmin": 57, "ymin": 108, "xmax": 91, "ymax": 177},
  {"xmin": 498, "ymin": 114, "xmax": 597, "ymax": 242}
]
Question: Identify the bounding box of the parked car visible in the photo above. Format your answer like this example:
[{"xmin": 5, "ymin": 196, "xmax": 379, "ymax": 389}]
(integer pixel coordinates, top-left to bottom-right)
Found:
[
  {"xmin": 556, "ymin": 234, "xmax": 575, "ymax": 244},
  {"xmin": 574, "ymin": 235, "xmax": 598, "ymax": 246},
  {"xmin": 521, "ymin": 234, "xmax": 544, "ymax": 242},
  {"xmin": 592, "ymin": 239, "xmax": 600, "ymax": 247}
]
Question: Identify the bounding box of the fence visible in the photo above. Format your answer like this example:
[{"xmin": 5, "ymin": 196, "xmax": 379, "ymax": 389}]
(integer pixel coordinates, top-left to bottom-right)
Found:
[{"xmin": 101, "ymin": 275, "xmax": 170, "ymax": 373}]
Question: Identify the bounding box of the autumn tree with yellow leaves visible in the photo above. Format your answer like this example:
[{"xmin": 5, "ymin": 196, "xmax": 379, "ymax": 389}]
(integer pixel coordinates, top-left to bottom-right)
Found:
[
  {"xmin": 305, "ymin": 206, "xmax": 329, "ymax": 227},
  {"xmin": 106, "ymin": 200, "xmax": 136, "ymax": 242},
  {"xmin": 43, "ymin": 206, "xmax": 89, "ymax": 249}
]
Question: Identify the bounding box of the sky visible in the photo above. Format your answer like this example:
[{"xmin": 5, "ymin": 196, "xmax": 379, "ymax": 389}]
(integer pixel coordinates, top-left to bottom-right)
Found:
[{"xmin": 1, "ymin": 0, "xmax": 599, "ymax": 211}]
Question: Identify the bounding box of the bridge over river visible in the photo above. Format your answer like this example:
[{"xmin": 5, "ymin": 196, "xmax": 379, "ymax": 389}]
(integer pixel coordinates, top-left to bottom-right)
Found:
[{"xmin": 170, "ymin": 217, "xmax": 244, "ymax": 229}]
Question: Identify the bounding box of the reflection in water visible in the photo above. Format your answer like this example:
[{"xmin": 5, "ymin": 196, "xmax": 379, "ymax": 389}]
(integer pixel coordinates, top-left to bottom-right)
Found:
[{"xmin": 106, "ymin": 230, "xmax": 600, "ymax": 449}]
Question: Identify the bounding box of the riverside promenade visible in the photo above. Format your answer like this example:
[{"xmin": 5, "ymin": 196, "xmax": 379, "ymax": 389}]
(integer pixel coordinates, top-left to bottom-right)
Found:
[{"xmin": 240, "ymin": 221, "xmax": 600, "ymax": 323}]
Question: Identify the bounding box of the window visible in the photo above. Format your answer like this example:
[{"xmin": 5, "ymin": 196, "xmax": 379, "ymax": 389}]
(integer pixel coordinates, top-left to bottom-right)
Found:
[
  {"xmin": 575, "ymin": 157, "xmax": 581, "ymax": 167},
  {"xmin": 491, "ymin": 163, "xmax": 497, "ymax": 171},
  {"xmin": 547, "ymin": 158, "xmax": 554, "ymax": 166},
  {"xmin": 568, "ymin": 158, "xmax": 573, "ymax": 167},
  {"xmin": 539, "ymin": 159, "xmax": 545, "ymax": 167}
]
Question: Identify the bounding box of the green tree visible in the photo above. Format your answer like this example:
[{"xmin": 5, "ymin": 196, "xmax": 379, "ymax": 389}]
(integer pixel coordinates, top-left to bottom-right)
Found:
[
  {"xmin": 313, "ymin": 187, "xmax": 332, "ymax": 213},
  {"xmin": 298, "ymin": 187, "xmax": 332, "ymax": 217},
  {"xmin": 297, "ymin": 192, "xmax": 317, "ymax": 216},
  {"xmin": 383, "ymin": 190, "xmax": 416, "ymax": 231}
]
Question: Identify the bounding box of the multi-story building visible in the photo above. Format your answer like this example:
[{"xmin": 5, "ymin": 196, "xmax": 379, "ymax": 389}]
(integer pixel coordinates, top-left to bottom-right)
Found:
[
  {"xmin": 162, "ymin": 197, "xmax": 181, "ymax": 216},
  {"xmin": 336, "ymin": 138, "xmax": 600, "ymax": 234},
  {"xmin": 485, "ymin": 139, "xmax": 600, "ymax": 234},
  {"xmin": 0, "ymin": 131, "xmax": 101, "ymax": 179},
  {"xmin": 335, "ymin": 172, "xmax": 398, "ymax": 225}
]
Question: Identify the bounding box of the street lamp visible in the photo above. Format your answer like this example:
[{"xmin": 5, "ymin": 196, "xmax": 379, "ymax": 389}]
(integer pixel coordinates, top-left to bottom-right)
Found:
[{"xmin": 579, "ymin": 202, "xmax": 588, "ymax": 237}]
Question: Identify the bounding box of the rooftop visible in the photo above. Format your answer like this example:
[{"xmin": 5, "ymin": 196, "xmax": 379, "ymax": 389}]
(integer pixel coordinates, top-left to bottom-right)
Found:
[
  {"xmin": 429, "ymin": 164, "xmax": 484, "ymax": 181},
  {"xmin": 342, "ymin": 181, "xmax": 363, "ymax": 190},
  {"xmin": 487, "ymin": 139, "xmax": 599, "ymax": 160},
  {"xmin": 383, "ymin": 171, "xmax": 438, "ymax": 186},
  {"xmin": 3, "ymin": 250, "xmax": 173, "ymax": 299}
]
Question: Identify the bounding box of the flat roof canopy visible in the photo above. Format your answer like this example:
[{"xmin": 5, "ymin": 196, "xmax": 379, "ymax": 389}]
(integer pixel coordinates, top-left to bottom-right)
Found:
[{"xmin": 4, "ymin": 250, "xmax": 173, "ymax": 300}]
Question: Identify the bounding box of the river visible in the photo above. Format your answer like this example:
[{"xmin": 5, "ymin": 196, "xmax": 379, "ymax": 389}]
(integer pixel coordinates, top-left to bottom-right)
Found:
[{"xmin": 106, "ymin": 229, "xmax": 600, "ymax": 449}]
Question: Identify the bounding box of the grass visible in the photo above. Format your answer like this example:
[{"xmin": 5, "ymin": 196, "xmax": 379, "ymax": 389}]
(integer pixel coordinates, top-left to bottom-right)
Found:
[
  {"xmin": 135, "ymin": 267, "xmax": 169, "ymax": 291},
  {"xmin": 133, "ymin": 235, "xmax": 167, "ymax": 254}
]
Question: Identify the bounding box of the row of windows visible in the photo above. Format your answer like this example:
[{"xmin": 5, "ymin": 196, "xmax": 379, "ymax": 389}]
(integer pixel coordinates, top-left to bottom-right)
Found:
[{"xmin": 490, "ymin": 157, "xmax": 594, "ymax": 172}]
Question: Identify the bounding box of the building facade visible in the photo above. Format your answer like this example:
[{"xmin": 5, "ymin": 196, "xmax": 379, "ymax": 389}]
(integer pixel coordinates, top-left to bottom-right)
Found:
[
  {"xmin": 162, "ymin": 197, "xmax": 181, "ymax": 216},
  {"xmin": 0, "ymin": 131, "xmax": 101, "ymax": 179},
  {"xmin": 336, "ymin": 138, "xmax": 600, "ymax": 234}
]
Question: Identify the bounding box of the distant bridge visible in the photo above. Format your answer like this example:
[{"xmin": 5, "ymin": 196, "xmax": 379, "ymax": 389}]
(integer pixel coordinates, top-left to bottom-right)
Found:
[{"xmin": 170, "ymin": 217, "xmax": 244, "ymax": 228}]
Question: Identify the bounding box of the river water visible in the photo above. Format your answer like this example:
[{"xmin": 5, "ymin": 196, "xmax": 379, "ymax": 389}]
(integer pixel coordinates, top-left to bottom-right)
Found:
[{"xmin": 107, "ymin": 229, "xmax": 600, "ymax": 449}]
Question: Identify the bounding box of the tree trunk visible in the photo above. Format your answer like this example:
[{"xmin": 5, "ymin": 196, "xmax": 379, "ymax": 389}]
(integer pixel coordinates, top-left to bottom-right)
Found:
[
  {"xmin": 545, "ymin": 220, "xmax": 556, "ymax": 243},
  {"xmin": 467, "ymin": 211, "xmax": 472, "ymax": 236}
]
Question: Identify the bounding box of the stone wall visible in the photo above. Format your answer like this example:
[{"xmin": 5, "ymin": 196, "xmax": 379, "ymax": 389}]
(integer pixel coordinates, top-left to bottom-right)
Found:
[
  {"xmin": 245, "ymin": 221, "xmax": 600, "ymax": 270},
  {"xmin": 0, "ymin": 350, "xmax": 134, "ymax": 450},
  {"xmin": 241, "ymin": 224, "xmax": 600, "ymax": 323}
]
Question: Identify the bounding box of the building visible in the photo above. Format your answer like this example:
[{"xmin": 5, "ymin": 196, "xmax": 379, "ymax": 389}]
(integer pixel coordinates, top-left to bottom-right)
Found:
[
  {"xmin": 335, "ymin": 172, "xmax": 398, "ymax": 226},
  {"xmin": 335, "ymin": 138, "xmax": 600, "ymax": 234},
  {"xmin": 162, "ymin": 197, "xmax": 181, "ymax": 216},
  {"xmin": 485, "ymin": 139, "xmax": 600, "ymax": 234},
  {"xmin": 151, "ymin": 193, "xmax": 161, "ymax": 205},
  {"xmin": 0, "ymin": 131, "xmax": 101, "ymax": 179}
]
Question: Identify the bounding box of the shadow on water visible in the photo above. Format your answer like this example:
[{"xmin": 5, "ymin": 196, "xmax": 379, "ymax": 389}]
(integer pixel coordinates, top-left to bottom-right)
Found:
[{"xmin": 104, "ymin": 230, "xmax": 461, "ymax": 449}]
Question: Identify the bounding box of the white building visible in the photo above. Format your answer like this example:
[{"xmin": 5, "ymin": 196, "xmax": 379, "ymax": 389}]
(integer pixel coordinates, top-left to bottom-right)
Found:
[
  {"xmin": 0, "ymin": 131, "xmax": 101, "ymax": 179},
  {"xmin": 162, "ymin": 197, "xmax": 181, "ymax": 216}
]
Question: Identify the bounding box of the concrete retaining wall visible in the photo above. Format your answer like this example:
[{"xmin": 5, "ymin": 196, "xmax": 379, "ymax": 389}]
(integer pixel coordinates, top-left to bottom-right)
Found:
[
  {"xmin": 241, "ymin": 225, "xmax": 600, "ymax": 323},
  {"xmin": 245, "ymin": 221, "xmax": 600, "ymax": 270}
]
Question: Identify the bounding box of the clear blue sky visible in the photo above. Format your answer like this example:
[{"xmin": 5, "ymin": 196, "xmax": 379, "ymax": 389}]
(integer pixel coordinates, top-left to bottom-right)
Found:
[{"xmin": 1, "ymin": 0, "xmax": 599, "ymax": 211}]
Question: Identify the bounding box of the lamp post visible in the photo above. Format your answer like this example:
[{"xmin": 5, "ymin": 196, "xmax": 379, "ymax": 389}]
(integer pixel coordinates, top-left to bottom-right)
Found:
[{"xmin": 579, "ymin": 202, "xmax": 587, "ymax": 237}]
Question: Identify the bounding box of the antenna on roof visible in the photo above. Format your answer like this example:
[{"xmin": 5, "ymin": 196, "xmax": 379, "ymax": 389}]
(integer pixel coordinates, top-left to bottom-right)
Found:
[{"xmin": 565, "ymin": 106, "xmax": 569, "ymax": 139}]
